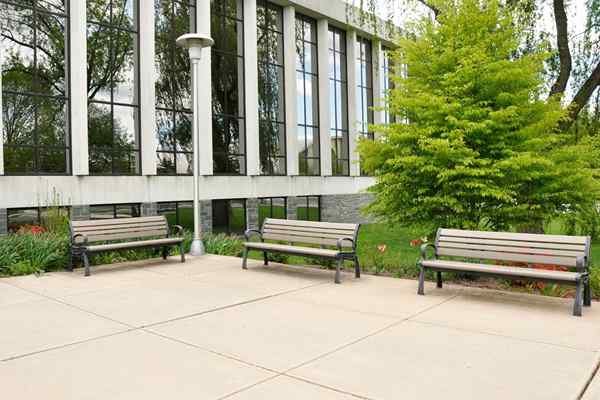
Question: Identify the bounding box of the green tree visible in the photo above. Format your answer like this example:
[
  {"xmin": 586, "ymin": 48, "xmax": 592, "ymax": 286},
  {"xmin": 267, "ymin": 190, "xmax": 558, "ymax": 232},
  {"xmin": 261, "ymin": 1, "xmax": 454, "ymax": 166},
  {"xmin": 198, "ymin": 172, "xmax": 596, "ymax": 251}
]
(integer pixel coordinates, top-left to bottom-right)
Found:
[{"xmin": 359, "ymin": 0, "xmax": 599, "ymax": 233}]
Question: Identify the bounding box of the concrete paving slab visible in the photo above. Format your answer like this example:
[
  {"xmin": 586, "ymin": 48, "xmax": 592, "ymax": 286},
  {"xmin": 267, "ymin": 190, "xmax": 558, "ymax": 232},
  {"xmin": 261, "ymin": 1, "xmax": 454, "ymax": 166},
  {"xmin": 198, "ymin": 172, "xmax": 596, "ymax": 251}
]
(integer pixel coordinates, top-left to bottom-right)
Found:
[
  {"xmin": 290, "ymin": 321, "xmax": 598, "ymax": 400},
  {"xmin": 140, "ymin": 254, "xmax": 236, "ymax": 276},
  {"xmin": 0, "ymin": 281, "xmax": 45, "ymax": 307},
  {"xmin": 0, "ymin": 330, "xmax": 273, "ymax": 400},
  {"xmin": 226, "ymin": 376, "xmax": 358, "ymax": 399},
  {"xmin": 0, "ymin": 299, "xmax": 128, "ymax": 360},
  {"xmin": 412, "ymin": 288, "xmax": 600, "ymax": 351},
  {"xmin": 151, "ymin": 295, "xmax": 399, "ymax": 371},
  {"xmin": 582, "ymin": 362, "xmax": 600, "ymax": 400},
  {"xmin": 57, "ymin": 273, "xmax": 273, "ymax": 327},
  {"xmin": 287, "ymin": 274, "xmax": 461, "ymax": 318}
]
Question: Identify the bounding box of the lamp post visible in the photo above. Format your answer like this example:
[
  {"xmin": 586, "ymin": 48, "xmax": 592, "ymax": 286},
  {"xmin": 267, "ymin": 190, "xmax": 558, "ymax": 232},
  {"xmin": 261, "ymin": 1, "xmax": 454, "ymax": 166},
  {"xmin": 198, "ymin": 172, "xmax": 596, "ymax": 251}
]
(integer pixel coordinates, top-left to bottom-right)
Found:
[{"xmin": 176, "ymin": 33, "xmax": 214, "ymax": 256}]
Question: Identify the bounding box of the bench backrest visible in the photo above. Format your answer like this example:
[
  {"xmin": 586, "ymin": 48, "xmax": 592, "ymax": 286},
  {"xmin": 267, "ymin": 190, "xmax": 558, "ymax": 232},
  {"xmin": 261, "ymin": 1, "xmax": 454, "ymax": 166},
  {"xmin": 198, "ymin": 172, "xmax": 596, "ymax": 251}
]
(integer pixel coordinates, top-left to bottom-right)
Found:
[
  {"xmin": 261, "ymin": 218, "xmax": 359, "ymax": 249},
  {"xmin": 435, "ymin": 229, "xmax": 591, "ymax": 268},
  {"xmin": 70, "ymin": 216, "xmax": 169, "ymax": 244}
]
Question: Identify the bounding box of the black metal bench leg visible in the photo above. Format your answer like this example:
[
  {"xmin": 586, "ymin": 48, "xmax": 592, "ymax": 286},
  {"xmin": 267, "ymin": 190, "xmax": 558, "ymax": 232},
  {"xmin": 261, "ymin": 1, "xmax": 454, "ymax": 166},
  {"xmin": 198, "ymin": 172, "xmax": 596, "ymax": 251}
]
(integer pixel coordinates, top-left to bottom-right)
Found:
[
  {"xmin": 161, "ymin": 247, "xmax": 168, "ymax": 260},
  {"xmin": 335, "ymin": 257, "xmax": 342, "ymax": 284},
  {"xmin": 437, "ymin": 271, "xmax": 443, "ymax": 288},
  {"xmin": 68, "ymin": 251, "xmax": 74, "ymax": 272},
  {"xmin": 179, "ymin": 244, "xmax": 185, "ymax": 263},
  {"xmin": 574, "ymin": 279, "xmax": 583, "ymax": 316},
  {"xmin": 417, "ymin": 264, "xmax": 425, "ymax": 295},
  {"xmin": 354, "ymin": 255, "xmax": 360, "ymax": 278},
  {"xmin": 584, "ymin": 277, "xmax": 592, "ymax": 307},
  {"xmin": 83, "ymin": 252, "xmax": 91, "ymax": 277},
  {"xmin": 242, "ymin": 248, "xmax": 249, "ymax": 270},
  {"xmin": 263, "ymin": 251, "xmax": 268, "ymax": 266}
]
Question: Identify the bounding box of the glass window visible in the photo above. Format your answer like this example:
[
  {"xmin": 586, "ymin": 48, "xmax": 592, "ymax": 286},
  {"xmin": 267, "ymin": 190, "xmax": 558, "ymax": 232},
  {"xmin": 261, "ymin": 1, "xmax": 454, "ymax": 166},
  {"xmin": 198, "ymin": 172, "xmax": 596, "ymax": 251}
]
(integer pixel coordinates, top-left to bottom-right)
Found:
[
  {"xmin": 155, "ymin": 0, "xmax": 195, "ymax": 175},
  {"xmin": 211, "ymin": 0, "xmax": 246, "ymax": 175},
  {"xmin": 158, "ymin": 201, "xmax": 193, "ymax": 231},
  {"xmin": 328, "ymin": 27, "xmax": 349, "ymax": 176},
  {"xmin": 1, "ymin": 0, "xmax": 70, "ymax": 175},
  {"xmin": 212, "ymin": 199, "xmax": 246, "ymax": 235},
  {"xmin": 90, "ymin": 203, "xmax": 140, "ymax": 219},
  {"xmin": 7, "ymin": 206, "xmax": 69, "ymax": 232},
  {"xmin": 258, "ymin": 197, "xmax": 286, "ymax": 226},
  {"xmin": 356, "ymin": 37, "xmax": 374, "ymax": 141},
  {"xmin": 381, "ymin": 46, "xmax": 392, "ymax": 125},
  {"xmin": 257, "ymin": 1, "xmax": 286, "ymax": 175},
  {"xmin": 296, "ymin": 14, "xmax": 320, "ymax": 176},
  {"xmin": 87, "ymin": 0, "xmax": 140, "ymax": 175},
  {"xmin": 296, "ymin": 196, "xmax": 320, "ymax": 221}
]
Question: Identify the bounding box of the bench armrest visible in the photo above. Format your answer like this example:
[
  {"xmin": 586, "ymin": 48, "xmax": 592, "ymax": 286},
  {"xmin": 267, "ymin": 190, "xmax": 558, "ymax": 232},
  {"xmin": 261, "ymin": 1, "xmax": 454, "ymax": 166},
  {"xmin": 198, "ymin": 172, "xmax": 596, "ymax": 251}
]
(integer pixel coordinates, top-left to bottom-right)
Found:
[
  {"xmin": 72, "ymin": 234, "xmax": 88, "ymax": 247},
  {"xmin": 170, "ymin": 225, "xmax": 184, "ymax": 237},
  {"xmin": 245, "ymin": 229, "xmax": 263, "ymax": 242},
  {"xmin": 337, "ymin": 237, "xmax": 356, "ymax": 252},
  {"xmin": 420, "ymin": 243, "xmax": 436, "ymax": 260},
  {"xmin": 576, "ymin": 255, "xmax": 587, "ymax": 273}
]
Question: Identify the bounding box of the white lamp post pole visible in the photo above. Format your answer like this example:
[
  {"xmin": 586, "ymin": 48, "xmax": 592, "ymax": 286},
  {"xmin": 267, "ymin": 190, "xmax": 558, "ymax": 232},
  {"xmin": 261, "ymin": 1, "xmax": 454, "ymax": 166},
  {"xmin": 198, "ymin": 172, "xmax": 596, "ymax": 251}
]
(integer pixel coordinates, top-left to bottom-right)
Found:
[{"xmin": 176, "ymin": 33, "xmax": 214, "ymax": 256}]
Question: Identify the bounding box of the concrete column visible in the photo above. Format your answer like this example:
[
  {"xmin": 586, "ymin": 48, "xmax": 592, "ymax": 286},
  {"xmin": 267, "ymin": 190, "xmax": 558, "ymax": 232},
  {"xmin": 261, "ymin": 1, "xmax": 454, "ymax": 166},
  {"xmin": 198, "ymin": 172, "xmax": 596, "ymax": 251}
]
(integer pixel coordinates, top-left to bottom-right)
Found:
[
  {"xmin": 0, "ymin": 208, "xmax": 7, "ymax": 234},
  {"xmin": 139, "ymin": 3, "xmax": 157, "ymax": 175},
  {"xmin": 70, "ymin": 0, "xmax": 89, "ymax": 175},
  {"xmin": 197, "ymin": 0, "xmax": 213, "ymax": 175},
  {"xmin": 283, "ymin": 6, "xmax": 299, "ymax": 176},
  {"xmin": 244, "ymin": 0, "xmax": 260, "ymax": 176},
  {"xmin": 286, "ymin": 196, "xmax": 299, "ymax": 220},
  {"xmin": 372, "ymin": 40, "xmax": 384, "ymax": 127},
  {"xmin": 317, "ymin": 19, "xmax": 332, "ymax": 176},
  {"xmin": 246, "ymin": 198, "xmax": 259, "ymax": 230},
  {"xmin": 200, "ymin": 200, "xmax": 212, "ymax": 234},
  {"xmin": 71, "ymin": 205, "xmax": 91, "ymax": 221},
  {"xmin": 347, "ymin": 31, "xmax": 360, "ymax": 177},
  {"xmin": 320, "ymin": 194, "xmax": 374, "ymax": 224},
  {"xmin": 141, "ymin": 202, "xmax": 158, "ymax": 216}
]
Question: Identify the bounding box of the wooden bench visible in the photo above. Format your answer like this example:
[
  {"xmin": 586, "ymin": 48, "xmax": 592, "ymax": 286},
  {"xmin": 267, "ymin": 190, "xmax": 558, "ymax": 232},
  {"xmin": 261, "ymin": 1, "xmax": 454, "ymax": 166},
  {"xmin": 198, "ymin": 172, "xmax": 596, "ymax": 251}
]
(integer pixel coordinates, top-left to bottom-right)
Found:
[
  {"xmin": 242, "ymin": 218, "xmax": 361, "ymax": 283},
  {"xmin": 69, "ymin": 216, "xmax": 185, "ymax": 276},
  {"xmin": 418, "ymin": 228, "xmax": 592, "ymax": 316}
]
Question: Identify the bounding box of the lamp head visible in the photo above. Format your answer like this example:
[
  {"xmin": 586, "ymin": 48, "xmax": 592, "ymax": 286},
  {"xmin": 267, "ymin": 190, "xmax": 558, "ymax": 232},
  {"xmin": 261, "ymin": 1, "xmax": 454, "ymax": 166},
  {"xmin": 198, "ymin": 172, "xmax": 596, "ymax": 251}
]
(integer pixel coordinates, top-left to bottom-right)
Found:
[{"xmin": 176, "ymin": 33, "xmax": 214, "ymax": 60}]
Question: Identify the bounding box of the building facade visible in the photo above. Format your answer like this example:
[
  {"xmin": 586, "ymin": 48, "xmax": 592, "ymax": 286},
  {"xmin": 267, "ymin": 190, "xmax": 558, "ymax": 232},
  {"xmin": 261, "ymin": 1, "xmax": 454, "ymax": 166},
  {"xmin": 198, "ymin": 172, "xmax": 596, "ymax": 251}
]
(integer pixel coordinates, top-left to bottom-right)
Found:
[{"xmin": 0, "ymin": 0, "xmax": 394, "ymax": 234}]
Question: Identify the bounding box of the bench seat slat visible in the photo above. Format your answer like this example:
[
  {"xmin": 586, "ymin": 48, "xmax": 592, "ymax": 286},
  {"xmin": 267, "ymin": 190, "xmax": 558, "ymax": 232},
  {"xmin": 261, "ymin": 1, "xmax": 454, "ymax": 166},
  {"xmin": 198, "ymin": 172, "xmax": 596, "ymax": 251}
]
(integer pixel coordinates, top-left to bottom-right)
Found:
[
  {"xmin": 421, "ymin": 260, "xmax": 580, "ymax": 282},
  {"xmin": 262, "ymin": 224, "xmax": 356, "ymax": 236},
  {"xmin": 73, "ymin": 224, "xmax": 167, "ymax": 237},
  {"xmin": 437, "ymin": 247, "xmax": 578, "ymax": 267},
  {"xmin": 245, "ymin": 242, "xmax": 340, "ymax": 258},
  {"xmin": 86, "ymin": 237, "xmax": 183, "ymax": 253},
  {"xmin": 72, "ymin": 222, "xmax": 167, "ymax": 233},
  {"xmin": 440, "ymin": 229, "xmax": 588, "ymax": 245},
  {"xmin": 438, "ymin": 242, "xmax": 584, "ymax": 258},
  {"xmin": 262, "ymin": 228, "xmax": 354, "ymax": 241},
  {"xmin": 261, "ymin": 233, "xmax": 349, "ymax": 247},
  {"xmin": 439, "ymin": 236, "xmax": 587, "ymax": 252},
  {"xmin": 80, "ymin": 230, "xmax": 169, "ymax": 243}
]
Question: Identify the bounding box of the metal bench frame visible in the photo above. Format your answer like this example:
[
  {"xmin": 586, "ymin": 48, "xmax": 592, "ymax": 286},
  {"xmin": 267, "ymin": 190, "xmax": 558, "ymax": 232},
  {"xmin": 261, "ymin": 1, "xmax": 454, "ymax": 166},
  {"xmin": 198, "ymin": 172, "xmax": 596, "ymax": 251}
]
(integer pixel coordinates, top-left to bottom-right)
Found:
[
  {"xmin": 242, "ymin": 218, "xmax": 361, "ymax": 283},
  {"xmin": 69, "ymin": 216, "xmax": 185, "ymax": 276},
  {"xmin": 417, "ymin": 228, "xmax": 592, "ymax": 316}
]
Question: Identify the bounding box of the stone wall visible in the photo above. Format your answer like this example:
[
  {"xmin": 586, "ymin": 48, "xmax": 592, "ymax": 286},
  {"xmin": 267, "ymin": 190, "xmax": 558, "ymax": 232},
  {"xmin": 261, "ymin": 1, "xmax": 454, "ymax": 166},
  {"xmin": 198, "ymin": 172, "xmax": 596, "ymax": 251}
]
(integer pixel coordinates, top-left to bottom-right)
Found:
[
  {"xmin": 0, "ymin": 208, "xmax": 7, "ymax": 235},
  {"xmin": 320, "ymin": 193, "xmax": 375, "ymax": 224},
  {"xmin": 246, "ymin": 198, "xmax": 259, "ymax": 230},
  {"xmin": 200, "ymin": 200, "xmax": 213, "ymax": 234},
  {"xmin": 286, "ymin": 196, "xmax": 300, "ymax": 220},
  {"xmin": 141, "ymin": 202, "xmax": 158, "ymax": 217}
]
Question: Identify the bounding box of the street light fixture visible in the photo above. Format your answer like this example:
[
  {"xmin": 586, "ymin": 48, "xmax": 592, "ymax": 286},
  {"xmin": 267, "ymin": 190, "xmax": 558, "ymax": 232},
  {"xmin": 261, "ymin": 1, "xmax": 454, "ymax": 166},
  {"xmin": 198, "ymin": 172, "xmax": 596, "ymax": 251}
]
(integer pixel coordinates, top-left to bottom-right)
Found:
[{"xmin": 176, "ymin": 33, "xmax": 214, "ymax": 256}]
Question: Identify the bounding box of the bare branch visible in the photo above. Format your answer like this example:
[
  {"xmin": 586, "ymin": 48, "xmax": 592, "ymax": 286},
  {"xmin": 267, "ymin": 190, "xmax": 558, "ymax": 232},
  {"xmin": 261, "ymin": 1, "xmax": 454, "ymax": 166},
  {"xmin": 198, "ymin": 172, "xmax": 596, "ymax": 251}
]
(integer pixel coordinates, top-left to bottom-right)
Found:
[{"xmin": 561, "ymin": 61, "xmax": 600, "ymax": 130}]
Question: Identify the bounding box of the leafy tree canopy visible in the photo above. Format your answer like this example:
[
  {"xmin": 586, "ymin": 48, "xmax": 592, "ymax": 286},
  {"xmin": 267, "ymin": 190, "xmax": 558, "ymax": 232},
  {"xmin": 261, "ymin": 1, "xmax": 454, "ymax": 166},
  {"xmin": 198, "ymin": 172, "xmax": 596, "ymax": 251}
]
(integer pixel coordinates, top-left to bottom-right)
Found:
[{"xmin": 359, "ymin": 0, "xmax": 600, "ymax": 233}]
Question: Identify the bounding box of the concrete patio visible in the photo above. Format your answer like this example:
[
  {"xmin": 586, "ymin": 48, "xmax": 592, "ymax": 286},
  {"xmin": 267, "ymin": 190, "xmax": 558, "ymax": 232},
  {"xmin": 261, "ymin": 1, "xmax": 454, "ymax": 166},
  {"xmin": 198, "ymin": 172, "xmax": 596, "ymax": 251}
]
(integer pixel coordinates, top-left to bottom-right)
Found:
[{"xmin": 1, "ymin": 254, "xmax": 599, "ymax": 400}]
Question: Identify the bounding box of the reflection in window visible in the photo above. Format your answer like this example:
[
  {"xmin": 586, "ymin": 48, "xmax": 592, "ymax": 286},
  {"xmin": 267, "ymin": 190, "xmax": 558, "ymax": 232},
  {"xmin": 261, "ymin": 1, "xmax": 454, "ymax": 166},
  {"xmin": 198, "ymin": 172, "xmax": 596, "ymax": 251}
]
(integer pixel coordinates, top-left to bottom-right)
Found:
[
  {"xmin": 155, "ymin": 0, "xmax": 196, "ymax": 175},
  {"xmin": 295, "ymin": 14, "xmax": 320, "ymax": 176},
  {"xmin": 7, "ymin": 206, "xmax": 70, "ymax": 232},
  {"xmin": 211, "ymin": 0, "xmax": 246, "ymax": 175},
  {"xmin": 381, "ymin": 46, "xmax": 393, "ymax": 125},
  {"xmin": 356, "ymin": 37, "xmax": 373, "ymax": 141},
  {"xmin": 257, "ymin": 1, "xmax": 286, "ymax": 175},
  {"xmin": 328, "ymin": 27, "xmax": 349, "ymax": 176},
  {"xmin": 87, "ymin": 0, "xmax": 140, "ymax": 175},
  {"xmin": 212, "ymin": 199, "xmax": 246, "ymax": 235},
  {"xmin": 90, "ymin": 203, "xmax": 141, "ymax": 219},
  {"xmin": 296, "ymin": 196, "xmax": 320, "ymax": 221},
  {"xmin": 0, "ymin": 0, "xmax": 70, "ymax": 174},
  {"xmin": 258, "ymin": 197, "xmax": 286, "ymax": 226},
  {"xmin": 158, "ymin": 201, "xmax": 193, "ymax": 231}
]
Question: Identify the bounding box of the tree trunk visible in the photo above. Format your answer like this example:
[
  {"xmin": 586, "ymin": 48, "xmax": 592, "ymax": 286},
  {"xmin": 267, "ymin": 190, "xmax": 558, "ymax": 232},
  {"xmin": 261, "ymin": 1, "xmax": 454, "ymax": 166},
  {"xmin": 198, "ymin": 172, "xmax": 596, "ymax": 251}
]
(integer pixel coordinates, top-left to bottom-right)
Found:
[
  {"xmin": 561, "ymin": 61, "xmax": 600, "ymax": 131},
  {"xmin": 549, "ymin": 0, "xmax": 572, "ymax": 97}
]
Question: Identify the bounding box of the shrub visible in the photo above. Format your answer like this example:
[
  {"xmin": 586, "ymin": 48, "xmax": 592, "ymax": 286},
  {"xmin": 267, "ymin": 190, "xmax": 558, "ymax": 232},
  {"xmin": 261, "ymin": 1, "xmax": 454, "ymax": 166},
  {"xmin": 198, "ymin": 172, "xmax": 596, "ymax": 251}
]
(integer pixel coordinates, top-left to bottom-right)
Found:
[
  {"xmin": 202, "ymin": 233, "xmax": 244, "ymax": 256},
  {"xmin": 590, "ymin": 266, "xmax": 600, "ymax": 299}
]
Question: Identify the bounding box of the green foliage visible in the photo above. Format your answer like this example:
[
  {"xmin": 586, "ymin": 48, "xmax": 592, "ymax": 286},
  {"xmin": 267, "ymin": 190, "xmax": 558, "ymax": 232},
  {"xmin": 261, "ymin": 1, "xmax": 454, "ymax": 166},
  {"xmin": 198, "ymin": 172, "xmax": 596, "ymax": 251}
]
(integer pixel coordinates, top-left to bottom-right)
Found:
[
  {"xmin": 359, "ymin": 0, "xmax": 600, "ymax": 234},
  {"xmin": 202, "ymin": 233, "xmax": 245, "ymax": 257},
  {"xmin": 0, "ymin": 232, "xmax": 69, "ymax": 276}
]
